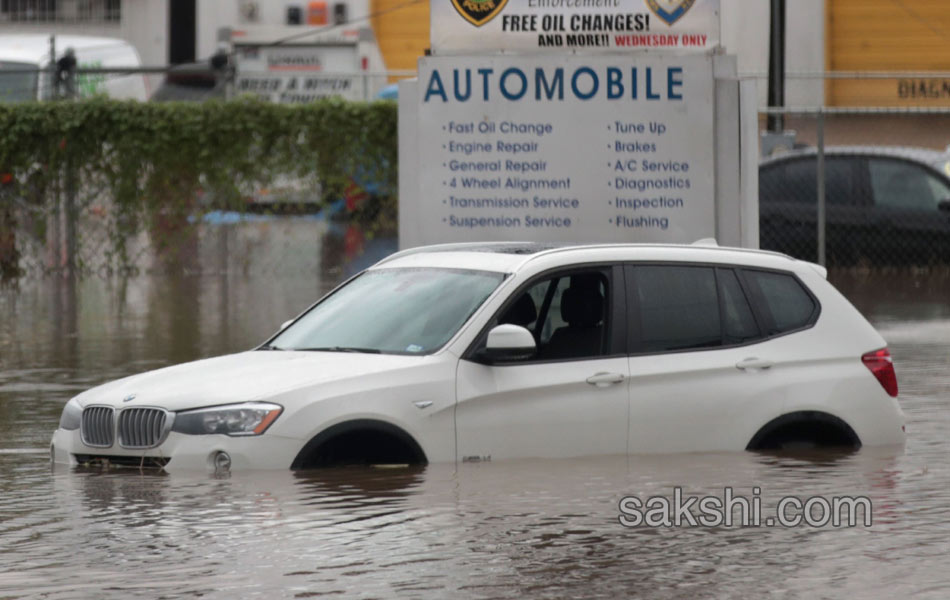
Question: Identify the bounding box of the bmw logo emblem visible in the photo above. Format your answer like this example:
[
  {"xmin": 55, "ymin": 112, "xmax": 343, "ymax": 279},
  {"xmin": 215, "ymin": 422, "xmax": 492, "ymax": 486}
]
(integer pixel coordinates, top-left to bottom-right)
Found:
[{"xmin": 122, "ymin": 394, "xmax": 137, "ymax": 403}]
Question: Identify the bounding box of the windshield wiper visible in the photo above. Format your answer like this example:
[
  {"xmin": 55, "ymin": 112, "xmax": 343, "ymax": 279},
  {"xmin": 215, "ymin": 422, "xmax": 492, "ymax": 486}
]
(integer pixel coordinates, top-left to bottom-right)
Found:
[
  {"xmin": 258, "ymin": 344, "xmax": 284, "ymax": 351},
  {"xmin": 296, "ymin": 346, "xmax": 382, "ymax": 354}
]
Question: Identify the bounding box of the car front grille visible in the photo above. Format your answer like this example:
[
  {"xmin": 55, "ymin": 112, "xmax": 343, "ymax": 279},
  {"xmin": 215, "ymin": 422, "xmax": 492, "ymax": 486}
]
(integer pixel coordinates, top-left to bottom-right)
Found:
[
  {"xmin": 118, "ymin": 408, "xmax": 170, "ymax": 449},
  {"xmin": 80, "ymin": 406, "xmax": 115, "ymax": 448},
  {"xmin": 74, "ymin": 454, "xmax": 171, "ymax": 469}
]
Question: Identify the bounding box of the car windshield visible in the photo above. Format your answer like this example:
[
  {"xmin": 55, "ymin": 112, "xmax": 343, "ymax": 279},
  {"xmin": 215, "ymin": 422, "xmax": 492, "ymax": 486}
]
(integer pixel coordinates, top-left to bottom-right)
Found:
[
  {"xmin": 0, "ymin": 61, "xmax": 38, "ymax": 102},
  {"xmin": 269, "ymin": 267, "xmax": 505, "ymax": 355}
]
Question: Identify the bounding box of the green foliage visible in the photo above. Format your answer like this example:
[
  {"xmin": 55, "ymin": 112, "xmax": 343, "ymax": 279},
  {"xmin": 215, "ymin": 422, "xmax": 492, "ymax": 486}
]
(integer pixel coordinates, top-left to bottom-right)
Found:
[{"xmin": 0, "ymin": 97, "xmax": 398, "ymax": 274}]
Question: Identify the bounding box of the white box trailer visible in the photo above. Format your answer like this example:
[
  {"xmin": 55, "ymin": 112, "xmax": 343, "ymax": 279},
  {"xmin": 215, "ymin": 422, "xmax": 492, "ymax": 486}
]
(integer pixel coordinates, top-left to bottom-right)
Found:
[
  {"xmin": 227, "ymin": 24, "xmax": 386, "ymax": 103},
  {"xmin": 0, "ymin": 34, "xmax": 148, "ymax": 102}
]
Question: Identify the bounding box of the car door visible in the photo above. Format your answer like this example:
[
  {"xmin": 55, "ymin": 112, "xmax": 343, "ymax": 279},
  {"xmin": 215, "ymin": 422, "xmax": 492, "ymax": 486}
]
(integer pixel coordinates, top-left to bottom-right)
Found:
[
  {"xmin": 624, "ymin": 264, "xmax": 819, "ymax": 453},
  {"xmin": 456, "ymin": 265, "xmax": 629, "ymax": 461},
  {"xmin": 759, "ymin": 156, "xmax": 871, "ymax": 265},
  {"xmin": 867, "ymin": 157, "xmax": 950, "ymax": 265},
  {"xmin": 760, "ymin": 158, "xmax": 819, "ymax": 258}
]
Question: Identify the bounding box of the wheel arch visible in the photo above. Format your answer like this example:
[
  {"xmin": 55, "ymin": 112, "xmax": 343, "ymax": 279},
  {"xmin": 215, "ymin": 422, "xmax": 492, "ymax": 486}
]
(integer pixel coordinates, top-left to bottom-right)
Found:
[
  {"xmin": 746, "ymin": 410, "xmax": 862, "ymax": 451},
  {"xmin": 290, "ymin": 418, "xmax": 428, "ymax": 469}
]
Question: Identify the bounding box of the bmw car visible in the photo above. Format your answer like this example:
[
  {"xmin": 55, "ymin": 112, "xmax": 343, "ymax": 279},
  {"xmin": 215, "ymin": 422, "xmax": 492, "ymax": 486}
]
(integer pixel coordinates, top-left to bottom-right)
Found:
[{"xmin": 51, "ymin": 242, "xmax": 906, "ymax": 472}]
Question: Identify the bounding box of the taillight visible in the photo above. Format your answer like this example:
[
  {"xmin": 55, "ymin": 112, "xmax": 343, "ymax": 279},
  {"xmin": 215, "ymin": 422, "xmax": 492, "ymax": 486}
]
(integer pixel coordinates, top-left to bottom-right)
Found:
[{"xmin": 862, "ymin": 348, "xmax": 898, "ymax": 397}]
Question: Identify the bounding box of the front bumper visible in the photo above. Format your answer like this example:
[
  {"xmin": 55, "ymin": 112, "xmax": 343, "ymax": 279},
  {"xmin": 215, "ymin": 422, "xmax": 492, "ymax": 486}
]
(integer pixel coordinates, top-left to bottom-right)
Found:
[{"xmin": 50, "ymin": 428, "xmax": 303, "ymax": 472}]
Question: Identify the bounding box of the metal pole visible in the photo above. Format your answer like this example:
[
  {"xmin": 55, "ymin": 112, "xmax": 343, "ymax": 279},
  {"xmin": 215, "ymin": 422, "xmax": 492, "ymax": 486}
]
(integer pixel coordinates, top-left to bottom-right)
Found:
[
  {"xmin": 64, "ymin": 155, "xmax": 78, "ymax": 275},
  {"xmin": 816, "ymin": 110, "xmax": 826, "ymax": 267},
  {"xmin": 48, "ymin": 33, "xmax": 61, "ymax": 270},
  {"xmin": 767, "ymin": 0, "xmax": 786, "ymax": 132},
  {"xmin": 45, "ymin": 35, "xmax": 59, "ymax": 100},
  {"xmin": 49, "ymin": 35, "xmax": 56, "ymax": 99}
]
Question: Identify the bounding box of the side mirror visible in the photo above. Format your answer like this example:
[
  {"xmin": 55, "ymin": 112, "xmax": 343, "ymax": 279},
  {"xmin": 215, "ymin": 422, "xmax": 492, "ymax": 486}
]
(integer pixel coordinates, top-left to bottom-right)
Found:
[
  {"xmin": 480, "ymin": 324, "xmax": 536, "ymax": 363},
  {"xmin": 280, "ymin": 319, "xmax": 294, "ymax": 331},
  {"xmin": 938, "ymin": 198, "xmax": 950, "ymax": 213}
]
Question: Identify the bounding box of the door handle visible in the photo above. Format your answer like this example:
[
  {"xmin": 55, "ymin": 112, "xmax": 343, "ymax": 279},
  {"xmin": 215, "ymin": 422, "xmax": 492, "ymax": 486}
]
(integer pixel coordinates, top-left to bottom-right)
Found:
[
  {"xmin": 736, "ymin": 357, "xmax": 773, "ymax": 371},
  {"xmin": 586, "ymin": 372, "xmax": 625, "ymax": 387}
]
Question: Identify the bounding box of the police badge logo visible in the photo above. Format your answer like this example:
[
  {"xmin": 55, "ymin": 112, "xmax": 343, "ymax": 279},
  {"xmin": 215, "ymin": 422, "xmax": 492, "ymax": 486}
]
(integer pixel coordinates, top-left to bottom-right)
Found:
[
  {"xmin": 451, "ymin": 0, "xmax": 509, "ymax": 27},
  {"xmin": 646, "ymin": 0, "xmax": 697, "ymax": 26}
]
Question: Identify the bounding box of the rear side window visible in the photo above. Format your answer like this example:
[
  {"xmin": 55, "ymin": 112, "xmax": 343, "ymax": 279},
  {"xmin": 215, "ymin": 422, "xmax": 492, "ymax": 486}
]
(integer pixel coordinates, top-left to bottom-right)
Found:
[
  {"xmin": 718, "ymin": 268, "xmax": 760, "ymax": 344},
  {"xmin": 869, "ymin": 158, "xmax": 950, "ymax": 211},
  {"xmin": 628, "ymin": 265, "xmax": 816, "ymax": 354},
  {"xmin": 740, "ymin": 270, "xmax": 818, "ymax": 335}
]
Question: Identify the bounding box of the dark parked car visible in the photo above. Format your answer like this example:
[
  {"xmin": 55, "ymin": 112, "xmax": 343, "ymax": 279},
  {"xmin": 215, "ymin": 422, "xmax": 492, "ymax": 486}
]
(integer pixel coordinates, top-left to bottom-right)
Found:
[
  {"xmin": 151, "ymin": 61, "xmax": 226, "ymax": 102},
  {"xmin": 759, "ymin": 146, "xmax": 950, "ymax": 266}
]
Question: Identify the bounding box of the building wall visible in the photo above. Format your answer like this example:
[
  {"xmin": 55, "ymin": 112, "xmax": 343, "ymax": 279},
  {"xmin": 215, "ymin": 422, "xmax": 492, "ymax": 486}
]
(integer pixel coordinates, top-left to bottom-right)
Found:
[
  {"xmin": 5, "ymin": 0, "xmax": 875, "ymax": 109},
  {"xmin": 121, "ymin": 0, "xmax": 167, "ymax": 69},
  {"xmin": 370, "ymin": 0, "xmax": 428, "ymax": 74},
  {"xmin": 720, "ymin": 0, "xmax": 826, "ymax": 107},
  {"xmin": 0, "ymin": 0, "xmax": 167, "ymax": 90},
  {"xmin": 196, "ymin": 0, "xmax": 372, "ymax": 61},
  {"xmin": 196, "ymin": 0, "xmax": 239, "ymax": 60},
  {"xmin": 0, "ymin": 0, "xmax": 166, "ymax": 67},
  {"xmin": 827, "ymin": 0, "xmax": 950, "ymax": 106}
]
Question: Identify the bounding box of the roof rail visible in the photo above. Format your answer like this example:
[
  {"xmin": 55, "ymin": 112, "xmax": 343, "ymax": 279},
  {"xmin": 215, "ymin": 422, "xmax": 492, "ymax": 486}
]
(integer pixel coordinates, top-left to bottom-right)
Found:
[{"xmin": 373, "ymin": 242, "xmax": 542, "ymax": 266}]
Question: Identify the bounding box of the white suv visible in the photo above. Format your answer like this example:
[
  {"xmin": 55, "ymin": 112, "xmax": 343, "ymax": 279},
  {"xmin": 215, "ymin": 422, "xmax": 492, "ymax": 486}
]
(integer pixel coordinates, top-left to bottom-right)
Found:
[{"xmin": 51, "ymin": 242, "xmax": 905, "ymax": 472}]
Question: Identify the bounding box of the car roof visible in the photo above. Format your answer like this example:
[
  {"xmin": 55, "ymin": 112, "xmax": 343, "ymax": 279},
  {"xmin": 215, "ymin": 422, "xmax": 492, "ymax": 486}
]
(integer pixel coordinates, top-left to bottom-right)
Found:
[
  {"xmin": 372, "ymin": 242, "xmax": 818, "ymax": 276},
  {"xmin": 0, "ymin": 34, "xmax": 134, "ymax": 64},
  {"xmin": 761, "ymin": 145, "xmax": 950, "ymax": 172}
]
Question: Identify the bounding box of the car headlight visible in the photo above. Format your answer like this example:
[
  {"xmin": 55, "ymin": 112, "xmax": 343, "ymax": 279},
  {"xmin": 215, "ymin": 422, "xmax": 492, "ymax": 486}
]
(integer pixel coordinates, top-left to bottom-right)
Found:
[
  {"xmin": 171, "ymin": 402, "xmax": 283, "ymax": 437},
  {"xmin": 59, "ymin": 398, "xmax": 82, "ymax": 430}
]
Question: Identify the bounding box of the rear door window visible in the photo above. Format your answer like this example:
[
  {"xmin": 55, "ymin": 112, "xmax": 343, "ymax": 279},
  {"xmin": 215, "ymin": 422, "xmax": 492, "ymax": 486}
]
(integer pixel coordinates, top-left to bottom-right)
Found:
[
  {"xmin": 631, "ymin": 265, "xmax": 721, "ymax": 353},
  {"xmin": 629, "ymin": 265, "xmax": 765, "ymax": 353}
]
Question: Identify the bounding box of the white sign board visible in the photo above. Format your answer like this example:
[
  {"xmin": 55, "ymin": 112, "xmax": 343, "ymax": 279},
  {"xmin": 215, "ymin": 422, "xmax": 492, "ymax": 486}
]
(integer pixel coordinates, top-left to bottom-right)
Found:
[
  {"xmin": 431, "ymin": 0, "xmax": 720, "ymax": 54},
  {"xmin": 234, "ymin": 44, "xmax": 361, "ymax": 103},
  {"xmin": 415, "ymin": 54, "xmax": 715, "ymax": 244}
]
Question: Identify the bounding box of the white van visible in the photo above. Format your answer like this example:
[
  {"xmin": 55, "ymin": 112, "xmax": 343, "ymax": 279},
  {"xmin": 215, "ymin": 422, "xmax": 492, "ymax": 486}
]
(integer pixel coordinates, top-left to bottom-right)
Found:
[{"xmin": 0, "ymin": 34, "xmax": 148, "ymax": 101}]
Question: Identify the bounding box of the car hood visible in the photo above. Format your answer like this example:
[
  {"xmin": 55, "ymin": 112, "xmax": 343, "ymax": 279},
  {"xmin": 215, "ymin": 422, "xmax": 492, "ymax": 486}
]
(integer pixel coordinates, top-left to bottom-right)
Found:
[{"xmin": 75, "ymin": 350, "xmax": 436, "ymax": 412}]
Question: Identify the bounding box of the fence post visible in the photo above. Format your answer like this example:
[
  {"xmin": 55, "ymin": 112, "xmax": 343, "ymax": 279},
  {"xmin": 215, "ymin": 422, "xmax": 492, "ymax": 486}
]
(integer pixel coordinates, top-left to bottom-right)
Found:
[
  {"xmin": 816, "ymin": 109, "xmax": 826, "ymax": 267},
  {"xmin": 63, "ymin": 155, "xmax": 78, "ymax": 275},
  {"xmin": 48, "ymin": 35, "xmax": 56, "ymax": 101}
]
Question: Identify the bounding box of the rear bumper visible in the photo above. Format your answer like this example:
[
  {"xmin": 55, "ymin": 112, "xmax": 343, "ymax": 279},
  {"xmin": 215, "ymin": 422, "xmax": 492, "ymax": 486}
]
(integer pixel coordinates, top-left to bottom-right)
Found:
[
  {"xmin": 51, "ymin": 428, "xmax": 303, "ymax": 472},
  {"xmin": 848, "ymin": 395, "xmax": 906, "ymax": 447}
]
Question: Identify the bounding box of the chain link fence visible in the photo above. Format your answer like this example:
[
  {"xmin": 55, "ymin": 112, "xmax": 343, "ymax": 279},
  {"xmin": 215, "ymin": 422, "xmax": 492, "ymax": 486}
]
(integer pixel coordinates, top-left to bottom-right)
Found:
[
  {"xmin": 0, "ymin": 158, "xmax": 398, "ymax": 282},
  {"xmin": 0, "ymin": 77, "xmax": 399, "ymax": 283},
  {"xmin": 0, "ymin": 65, "xmax": 413, "ymax": 103},
  {"xmin": 759, "ymin": 107, "xmax": 950, "ymax": 269},
  {"xmin": 757, "ymin": 72, "xmax": 950, "ymax": 271},
  {"xmin": 1, "ymin": 176, "xmax": 397, "ymax": 282},
  {"xmin": 5, "ymin": 71, "xmax": 950, "ymax": 281}
]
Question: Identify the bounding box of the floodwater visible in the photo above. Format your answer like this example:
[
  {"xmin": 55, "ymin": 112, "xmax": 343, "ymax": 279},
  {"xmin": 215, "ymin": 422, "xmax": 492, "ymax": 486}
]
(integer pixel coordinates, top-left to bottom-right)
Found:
[{"xmin": 1, "ymin": 222, "xmax": 949, "ymax": 599}]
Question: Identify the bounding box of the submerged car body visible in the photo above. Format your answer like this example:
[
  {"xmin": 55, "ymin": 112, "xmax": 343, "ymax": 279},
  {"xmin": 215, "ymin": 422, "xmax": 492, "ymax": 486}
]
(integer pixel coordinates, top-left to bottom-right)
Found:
[{"xmin": 51, "ymin": 242, "xmax": 905, "ymax": 472}]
